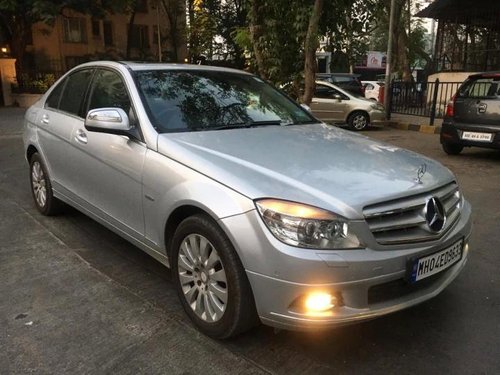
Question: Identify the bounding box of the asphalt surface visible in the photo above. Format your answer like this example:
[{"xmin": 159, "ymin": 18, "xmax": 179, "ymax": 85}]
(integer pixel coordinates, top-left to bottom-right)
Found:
[{"xmin": 1, "ymin": 107, "xmax": 499, "ymax": 374}]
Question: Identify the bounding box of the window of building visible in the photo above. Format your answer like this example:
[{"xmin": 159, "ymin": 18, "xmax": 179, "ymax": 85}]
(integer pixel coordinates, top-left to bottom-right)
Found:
[
  {"xmin": 91, "ymin": 20, "xmax": 100, "ymax": 37},
  {"xmin": 103, "ymin": 21, "xmax": 113, "ymax": 46},
  {"xmin": 136, "ymin": 0, "xmax": 148, "ymax": 13},
  {"xmin": 130, "ymin": 25, "xmax": 149, "ymax": 49},
  {"xmin": 63, "ymin": 17, "xmax": 87, "ymax": 43}
]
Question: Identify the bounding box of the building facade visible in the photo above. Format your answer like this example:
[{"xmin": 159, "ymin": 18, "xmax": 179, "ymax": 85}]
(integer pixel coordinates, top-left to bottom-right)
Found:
[{"xmin": 24, "ymin": 0, "xmax": 187, "ymax": 73}]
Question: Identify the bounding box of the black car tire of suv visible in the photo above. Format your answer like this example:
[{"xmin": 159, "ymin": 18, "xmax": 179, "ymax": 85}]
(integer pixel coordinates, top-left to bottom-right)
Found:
[{"xmin": 442, "ymin": 142, "xmax": 463, "ymax": 155}]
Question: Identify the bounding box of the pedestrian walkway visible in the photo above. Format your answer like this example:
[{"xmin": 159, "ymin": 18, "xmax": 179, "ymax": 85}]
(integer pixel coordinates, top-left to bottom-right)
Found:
[{"xmin": 386, "ymin": 113, "xmax": 443, "ymax": 134}]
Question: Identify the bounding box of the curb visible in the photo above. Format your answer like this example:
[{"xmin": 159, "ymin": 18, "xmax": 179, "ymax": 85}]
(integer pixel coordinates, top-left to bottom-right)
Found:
[{"xmin": 384, "ymin": 121, "xmax": 441, "ymax": 134}]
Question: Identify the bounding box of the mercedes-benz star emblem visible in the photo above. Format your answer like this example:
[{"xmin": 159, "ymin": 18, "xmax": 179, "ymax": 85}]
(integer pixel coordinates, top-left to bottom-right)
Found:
[
  {"xmin": 425, "ymin": 197, "xmax": 446, "ymax": 233},
  {"xmin": 415, "ymin": 163, "xmax": 427, "ymax": 184}
]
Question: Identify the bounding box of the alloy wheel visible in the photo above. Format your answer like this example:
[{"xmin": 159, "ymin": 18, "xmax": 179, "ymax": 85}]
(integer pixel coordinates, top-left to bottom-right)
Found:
[
  {"xmin": 31, "ymin": 161, "xmax": 47, "ymax": 208},
  {"xmin": 177, "ymin": 234, "xmax": 228, "ymax": 322}
]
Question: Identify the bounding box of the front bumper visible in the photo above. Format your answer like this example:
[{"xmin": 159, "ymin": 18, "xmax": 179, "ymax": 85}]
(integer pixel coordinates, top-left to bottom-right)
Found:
[
  {"xmin": 369, "ymin": 109, "xmax": 386, "ymax": 126},
  {"xmin": 220, "ymin": 201, "xmax": 472, "ymax": 330}
]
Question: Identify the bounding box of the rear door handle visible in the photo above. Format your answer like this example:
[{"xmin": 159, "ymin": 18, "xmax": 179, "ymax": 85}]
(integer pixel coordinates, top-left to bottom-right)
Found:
[
  {"xmin": 41, "ymin": 114, "xmax": 49, "ymax": 124},
  {"xmin": 75, "ymin": 129, "xmax": 88, "ymax": 144}
]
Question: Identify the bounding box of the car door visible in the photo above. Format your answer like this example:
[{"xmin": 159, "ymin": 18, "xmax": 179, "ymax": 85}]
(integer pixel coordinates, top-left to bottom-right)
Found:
[
  {"xmin": 70, "ymin": 68, "xmax": 147, "ymax": 237},
  {"xmin": 310, "ymin": 84, "xmax": 349, "ymax": 123},
  {"xmin": 36, "ymin": 69, "xmax": 94, "ymax": 195}
]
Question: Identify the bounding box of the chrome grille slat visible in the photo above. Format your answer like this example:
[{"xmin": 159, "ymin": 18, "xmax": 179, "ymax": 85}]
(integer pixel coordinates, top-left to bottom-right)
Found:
[{"xmin": 364, "ymin": 182, "xmax": 461, "ymax": 245}]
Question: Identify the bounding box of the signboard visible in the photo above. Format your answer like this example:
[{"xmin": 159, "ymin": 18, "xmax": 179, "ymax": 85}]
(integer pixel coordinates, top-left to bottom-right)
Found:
[{"xmin": 367, "ymin": 51, "xmax": 386, "ymax": 68}]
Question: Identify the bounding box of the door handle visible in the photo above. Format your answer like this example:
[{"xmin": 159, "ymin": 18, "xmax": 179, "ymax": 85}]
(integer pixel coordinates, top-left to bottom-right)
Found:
[
  {"xmin": 41, "ymin": 114, "xmax": 49, "ymax": 124},
  {"xmin": 75, "ymin": 129, "xmax": 88, "ymax": 144}
]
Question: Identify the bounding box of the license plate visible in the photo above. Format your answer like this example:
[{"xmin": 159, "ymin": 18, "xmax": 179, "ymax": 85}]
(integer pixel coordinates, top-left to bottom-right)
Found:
[
  {"xmin": 461, "ymin": 131, "xmax": 493, "ymax": 142},
  {"xmin": 409, "ymin": 239, "xmax": 463, "ymax": 283}
]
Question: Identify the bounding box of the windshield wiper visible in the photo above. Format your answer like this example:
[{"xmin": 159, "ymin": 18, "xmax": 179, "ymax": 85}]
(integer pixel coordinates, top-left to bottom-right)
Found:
[{"xmin": 210, "ymin": 120, "xmax": 284, "ymax": 130}]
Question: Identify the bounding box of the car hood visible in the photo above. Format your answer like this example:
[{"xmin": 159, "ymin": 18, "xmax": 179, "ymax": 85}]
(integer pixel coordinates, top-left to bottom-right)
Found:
[{"xmin": 157, "ymin": 124, "xmax": 455, "ymax": 218}]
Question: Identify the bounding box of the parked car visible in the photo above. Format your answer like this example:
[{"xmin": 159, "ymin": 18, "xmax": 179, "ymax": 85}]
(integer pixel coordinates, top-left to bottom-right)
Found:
[
  {"xmin": 441, "ymin": 72, "xmax": 500, "ymax": 154},
  {"xmin": 316, "ymin": 73, "xmax": 364, "ymax": 96},
  {"xmin": 24, "ymin": 61, "xmax": 472, "ymax": 338},
  {"xmin": 362, "ymin": 81, "xmax": 384, "ymax": 101},
  {"xmin": 310, "ymin": 81, "xmax": 386, "ymax": 130}
]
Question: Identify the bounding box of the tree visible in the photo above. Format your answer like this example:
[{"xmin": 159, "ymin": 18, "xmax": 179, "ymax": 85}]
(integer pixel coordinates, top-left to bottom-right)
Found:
[
  {"xmin": 302, "ymin": 0, "xmax": 324, "ymax": 105},
  {"xmin": 161, "ymin": 0, "xmax": 187, "ymax": 62}
]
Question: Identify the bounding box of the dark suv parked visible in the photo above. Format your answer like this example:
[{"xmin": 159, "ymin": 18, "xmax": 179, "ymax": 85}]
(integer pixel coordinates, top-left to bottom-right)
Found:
[
  {"xmin": 316, "ymin": 73, "xmax": 364, "ymax": 96},
  {"xmin": 441, "ymin": 72, "xmax": 500, "ymax": 154}
]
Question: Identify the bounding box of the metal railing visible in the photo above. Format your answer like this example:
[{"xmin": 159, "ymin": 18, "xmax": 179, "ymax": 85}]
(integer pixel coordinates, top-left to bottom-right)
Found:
[{"xmin": 389, "ymin": 79, "xmax": 462, "ymax": 125}]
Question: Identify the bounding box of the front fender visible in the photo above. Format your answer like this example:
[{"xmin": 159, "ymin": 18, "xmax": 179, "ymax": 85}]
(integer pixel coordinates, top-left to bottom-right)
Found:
[{"xmin": 143, "ymin": 149, "xmax": 254, "ymax": 251}]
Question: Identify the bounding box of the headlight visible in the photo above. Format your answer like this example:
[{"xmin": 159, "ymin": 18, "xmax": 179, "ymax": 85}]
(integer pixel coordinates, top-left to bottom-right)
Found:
[
  {"xmin": 255, "ymin": 199, "xmax": 362, "ymax": 249},
  {"xmin": 370, "ymin": 103, "xmax": 384, "ymax": 111}
]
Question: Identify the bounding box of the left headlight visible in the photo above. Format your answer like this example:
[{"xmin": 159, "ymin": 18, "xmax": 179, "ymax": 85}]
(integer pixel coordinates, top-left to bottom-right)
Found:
[
  {"xmin": 255, "ymin": 199, "xmax": 362, "ymax": 249},
  {"xmin": 370, "ymin": 103, "xmax": 385, "ymax": 111}
]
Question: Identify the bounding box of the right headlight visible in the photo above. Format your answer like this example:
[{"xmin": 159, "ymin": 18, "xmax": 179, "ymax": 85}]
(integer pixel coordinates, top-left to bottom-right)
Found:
[{"xmin": 255, "ymin": 199, "xmax": 362, "ymax": 249}]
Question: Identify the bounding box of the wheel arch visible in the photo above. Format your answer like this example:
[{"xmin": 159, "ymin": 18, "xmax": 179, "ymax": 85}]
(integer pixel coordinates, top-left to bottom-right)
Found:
[{"xmin": 26, "ymin": 144, "xmax": 38, "ymax": 162}]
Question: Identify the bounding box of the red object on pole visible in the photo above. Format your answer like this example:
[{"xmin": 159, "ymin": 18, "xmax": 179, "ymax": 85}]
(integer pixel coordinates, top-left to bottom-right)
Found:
[{"xmin": 379, "ymin": 85, "xmax": 385, "ymax": 104}]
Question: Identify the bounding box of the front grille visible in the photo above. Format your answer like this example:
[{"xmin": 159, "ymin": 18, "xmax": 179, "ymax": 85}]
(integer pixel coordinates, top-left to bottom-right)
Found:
[{"xmin": 364, "ymin": 182, "xmax": 461, "ymax": 245}]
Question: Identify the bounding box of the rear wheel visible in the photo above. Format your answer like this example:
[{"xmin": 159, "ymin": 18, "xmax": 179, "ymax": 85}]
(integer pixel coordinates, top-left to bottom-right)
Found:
[
  {"xmin": 348, "ymin": 111, "xmax": 369, "ymax": 131},
  {"xmin": 171, "ymin": 214, "xmax": 258, "ymax": 338},
  {"xmin": 29, "ymin": 153, "xmax": 63, "ymax": 215},
  {"xmin": 442, "ymin": 142, "xmax": 463, "ymax": 155}
]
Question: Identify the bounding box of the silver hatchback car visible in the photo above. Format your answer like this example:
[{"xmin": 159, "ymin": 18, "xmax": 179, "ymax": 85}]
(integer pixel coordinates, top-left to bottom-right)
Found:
[{"xmin": 24, "ymin": 61, "xmax": 472, "ymax": 338}]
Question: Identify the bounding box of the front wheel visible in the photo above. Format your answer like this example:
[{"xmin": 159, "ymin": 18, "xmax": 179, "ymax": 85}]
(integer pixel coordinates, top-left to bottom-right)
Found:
[
  {"xmin": 171, "ymin": 214, "xmax": 258, "ymax": 338},
  {"xmin": 442, "ymin": 142, "xmax": 463, "ymax": 155},
  {"xmin": 348, "ymin": 111, "xmax": 369, "ymax": 131}
]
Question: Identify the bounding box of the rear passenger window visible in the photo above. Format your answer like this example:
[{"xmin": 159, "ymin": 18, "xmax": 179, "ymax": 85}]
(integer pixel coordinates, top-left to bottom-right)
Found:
[
  {"xmin": 45, "ymin": 78, "xmax": 66, "ymax": 109},
  {"xmin": 460, "ymin": 78, "xmax": 500, "ymax": 98},
  {"xmin": 59, "ymin": 69, "xmax": 94, "ymax": 117}
]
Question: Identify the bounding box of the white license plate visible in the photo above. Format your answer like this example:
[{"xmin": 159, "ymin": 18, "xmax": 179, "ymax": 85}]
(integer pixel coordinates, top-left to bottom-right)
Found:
[
  {"xmin": 462, "ymin": 131, "xmax": 493, "ymax": 142},
  {"xmin": 409, "ymin": 239, "xmax": 463, "ymax": 283}
]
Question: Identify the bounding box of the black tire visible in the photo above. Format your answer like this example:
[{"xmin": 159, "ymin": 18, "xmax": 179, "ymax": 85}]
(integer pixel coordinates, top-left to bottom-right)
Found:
[
  {"xmin": 29, "ymin": 153, "xmax": 64, "ymax": 215},
  {"xmin": 347, "ymin": 111, "xmax": 369, "ymax": 131},
  {"xmin": 442, "ymin": 142, "xmax": 463, "ymax": 155},
  {"xmin": 171, "ymin": 214, "xmax": 259, "ymax": 339}
]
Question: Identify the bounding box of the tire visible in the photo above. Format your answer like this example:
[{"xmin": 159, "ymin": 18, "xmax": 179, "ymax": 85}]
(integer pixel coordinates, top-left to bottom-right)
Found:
[
  {"xmin": 29, "ymin": 153, "xmax": 64, "ymax": 215},
  {"xmin": 171, "ymin": 214, "xmax": 259, "ymax": 339},
  {"xmin": 442, "ymin": 142, "xmax": 463, "ymax": 155},
  {"xmin": 347, "ymin": 111, "xmax": 369, "ymax": 131}
]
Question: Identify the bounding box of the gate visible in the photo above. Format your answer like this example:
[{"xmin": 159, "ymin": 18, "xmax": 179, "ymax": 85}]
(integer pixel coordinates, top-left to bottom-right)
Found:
[{"xmin": 389, "ymin": 79, "xmax": 462, "ymax": 125}]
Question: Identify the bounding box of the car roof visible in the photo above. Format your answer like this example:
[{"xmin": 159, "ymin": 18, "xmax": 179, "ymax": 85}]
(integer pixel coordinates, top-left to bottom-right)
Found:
[
  {"xmin": 469, "ymin": 72, "xmax": 500, "ymax": 79},
  {"xmin": 70, "ymin": 60, "xmax": 253, "ymax": 75},
  {"xmin": 316, "ymin": 72, "xmax": 360, "ymax": 77}
]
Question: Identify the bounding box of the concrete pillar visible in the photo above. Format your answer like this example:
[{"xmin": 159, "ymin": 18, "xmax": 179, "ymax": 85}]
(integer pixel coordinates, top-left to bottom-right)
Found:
[{"xmin": 0, "ymin": 58, "xmax": 17, "ymax": 106}]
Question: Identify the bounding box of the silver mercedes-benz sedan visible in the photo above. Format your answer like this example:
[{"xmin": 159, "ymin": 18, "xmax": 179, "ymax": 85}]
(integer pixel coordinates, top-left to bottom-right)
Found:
[{"xmin": 23, "ymin": 61, "xmax": 472, "ymax": 338}]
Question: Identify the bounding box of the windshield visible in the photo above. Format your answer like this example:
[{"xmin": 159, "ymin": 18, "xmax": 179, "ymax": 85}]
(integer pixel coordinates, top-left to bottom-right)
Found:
[{"xmin": 134, "ymin": 70, "xmax": 316, "ymax": 133}]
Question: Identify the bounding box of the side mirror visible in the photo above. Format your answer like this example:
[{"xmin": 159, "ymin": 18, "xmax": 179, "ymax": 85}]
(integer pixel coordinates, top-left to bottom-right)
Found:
[
  {"xmin": 334, "ymin": 94, "xmax": 342, "ymax": 102},
  {"xmin": 300, "ymin": 103, "xmax": 312, "ymax": 112},
  {"xmin": 85, "ymin": 108, "xmax": 137, "ymax": 139}
]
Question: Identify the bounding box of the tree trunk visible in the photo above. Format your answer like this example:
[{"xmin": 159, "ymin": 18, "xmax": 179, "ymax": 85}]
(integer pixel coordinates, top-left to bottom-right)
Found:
[
  {"xmin": 126, "ymin": 2, "xmax": 138, "ymax": 59},
  {"xmin": 249, "ymin": 0, "xmax": 268, "ymax": 80},
  {"xmin": 302, "ymin": 0, "xmax": 324, "ymax": 105}
]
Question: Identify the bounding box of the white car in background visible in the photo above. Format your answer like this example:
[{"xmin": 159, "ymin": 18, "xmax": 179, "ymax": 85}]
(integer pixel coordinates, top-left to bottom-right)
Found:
[{"xmin": 362, "ymin": 81, "xmax": 384, "ymax": 102}]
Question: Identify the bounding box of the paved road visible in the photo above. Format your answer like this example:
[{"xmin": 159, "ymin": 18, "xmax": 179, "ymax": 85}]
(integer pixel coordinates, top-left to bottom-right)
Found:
[{"xmin": 1, "ymin": 108, "xmax": 499, "ymax": 374}]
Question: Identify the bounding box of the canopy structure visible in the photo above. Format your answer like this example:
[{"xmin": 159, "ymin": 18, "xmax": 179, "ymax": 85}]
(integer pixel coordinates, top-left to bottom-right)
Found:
[{"xmin": 416, "ymin": 0, "xmax": 500, "ymax": 72}]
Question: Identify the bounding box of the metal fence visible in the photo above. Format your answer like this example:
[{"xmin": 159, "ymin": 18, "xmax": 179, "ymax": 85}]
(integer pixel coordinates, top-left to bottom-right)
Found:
[{"xmin": 389, "ymin": 79, "xmax": 462, "ymax": 124}]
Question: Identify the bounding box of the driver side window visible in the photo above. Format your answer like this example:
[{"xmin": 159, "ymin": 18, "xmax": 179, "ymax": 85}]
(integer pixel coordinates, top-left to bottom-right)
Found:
[{"xmin": 87, "ymin": 69, "xmax": 137, "ymax": 124}]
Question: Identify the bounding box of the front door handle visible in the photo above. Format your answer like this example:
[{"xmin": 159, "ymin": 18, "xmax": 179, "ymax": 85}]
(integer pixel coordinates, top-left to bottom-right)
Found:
[
  {"xmin": 75, "ymin": 129, "xmax": 88, "ymax": 144},
  {"xmin": 41, "ymin": 114, "xmax": 49, "ymax": 124}
]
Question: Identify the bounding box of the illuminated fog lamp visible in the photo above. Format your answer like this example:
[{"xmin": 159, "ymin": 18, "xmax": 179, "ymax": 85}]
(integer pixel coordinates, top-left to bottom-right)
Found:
[
  {"xmin": 304, "ymin": 292, "xmax": 336, "ymax": 313},
  {"xmin": 1, "ymin": 47, "xmax": 7, "ymax": 53}
]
